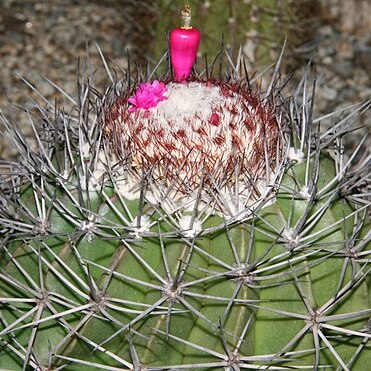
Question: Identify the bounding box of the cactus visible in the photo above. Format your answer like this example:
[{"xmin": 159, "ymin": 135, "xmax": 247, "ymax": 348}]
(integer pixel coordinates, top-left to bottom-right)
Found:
[{"xmin": 0, "ymin": 31, "xmax": 371, "ymax": 371}]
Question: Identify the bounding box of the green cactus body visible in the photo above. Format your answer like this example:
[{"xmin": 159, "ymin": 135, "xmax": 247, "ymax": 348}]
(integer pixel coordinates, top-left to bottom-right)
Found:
[{"xmin": 0, "ymin": 50, "xmax": 370, "ymax": 370}]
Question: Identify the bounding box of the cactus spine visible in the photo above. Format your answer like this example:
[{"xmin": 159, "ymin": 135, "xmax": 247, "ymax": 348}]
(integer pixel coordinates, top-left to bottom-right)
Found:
[{"xmin": 0, "ymin": 43, "xmax": 370, "ymax": 370}]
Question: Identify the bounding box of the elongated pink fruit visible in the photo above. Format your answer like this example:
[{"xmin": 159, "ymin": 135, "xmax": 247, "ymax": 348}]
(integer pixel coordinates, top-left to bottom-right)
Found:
[{"xmin": 170, "ymin": 5, "xmax": 201, "ymax": 81}]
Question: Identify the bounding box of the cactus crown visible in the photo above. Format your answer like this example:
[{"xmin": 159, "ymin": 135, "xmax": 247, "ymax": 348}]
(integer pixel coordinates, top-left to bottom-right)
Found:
[{"xmin": 104, "ymin": 78, "xmax": 285, "ymax": 217}]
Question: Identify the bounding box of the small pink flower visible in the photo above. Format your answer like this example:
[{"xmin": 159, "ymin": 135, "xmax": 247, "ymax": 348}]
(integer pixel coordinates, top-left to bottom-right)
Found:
[{"xmin": 128, "ymin": 80, "xmax": 168, "ymax": 112}]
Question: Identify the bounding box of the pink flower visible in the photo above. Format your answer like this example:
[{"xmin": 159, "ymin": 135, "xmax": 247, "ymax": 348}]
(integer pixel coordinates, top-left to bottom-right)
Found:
[{"xmin": 128, "ymin": 80, "xmax": 168, "ymax": 112}]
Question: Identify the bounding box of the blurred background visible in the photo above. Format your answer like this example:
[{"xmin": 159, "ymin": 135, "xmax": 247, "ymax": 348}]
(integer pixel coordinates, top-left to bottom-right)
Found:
[{"xmin": 1, "ymin": 0, "xmax": 370, "ymax": 159}]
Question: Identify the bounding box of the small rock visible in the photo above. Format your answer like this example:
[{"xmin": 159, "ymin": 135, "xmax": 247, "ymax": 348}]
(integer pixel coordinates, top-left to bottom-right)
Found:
[
  {"xmin": 338, "ymin": 40, "xmax": 354, "ymax": 59},
  {"xmin": 331, "ymin": 60, "xmax": 353, "ymax": 78},
  {"xmin": 319, "ymin": 86, "xmax": 337, "ymax": 101},
  {"xmin": 359, "ymin": 88, "xmax": 371, "ymax": 100},
  {"xmin": 322, "ymin": 56, "xmax": 333, "ymax": 65},
  {"xmin": 318, "ymin": 25, "xmax": 333, "ymax": 37}
]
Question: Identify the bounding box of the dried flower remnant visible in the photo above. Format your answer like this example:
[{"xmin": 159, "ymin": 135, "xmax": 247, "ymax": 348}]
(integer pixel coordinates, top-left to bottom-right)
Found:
[{"xmin": 128, "ymin": 80, "xmax": 168, "ymax": 112}]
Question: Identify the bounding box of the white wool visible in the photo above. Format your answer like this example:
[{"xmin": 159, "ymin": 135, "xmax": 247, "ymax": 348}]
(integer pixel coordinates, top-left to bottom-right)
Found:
[
  {"xmin": 155, "ymin": 82, "xmax": 223, "ymax": 124},
  {"xmin": 288, "ymin": 147, "xmax": 305, "ymax": 163},
  {"xmin": 178, "ymin": 215, "xmax": 203, "ymax": 238},
  {"xmin": 299, "ymin": 185, "xmax": 311, "ymax": 200},
  {"xmin": 129, "ymin": 215, "xmax": 151, "ymax": 239},
  {"xmin": 148, "ymin": 82, "xmax": 244, "ymax": 141},
  {"xmin": 282, "ymin": 227, "xmax": 301, "ymax": 246},
  {"xmin": 127, "ymin": 81, "xmax": 256, "ymax": 168},
  {"xmin": 115, "ymin": 178, "xmax": 141, "ymax": 201}
]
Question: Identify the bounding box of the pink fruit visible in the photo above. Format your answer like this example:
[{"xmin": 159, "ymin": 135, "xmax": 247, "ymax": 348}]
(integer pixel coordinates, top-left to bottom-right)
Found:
[{"xmin": 169, "ymin": 4, "xmax": 201, "ymax": 81}]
